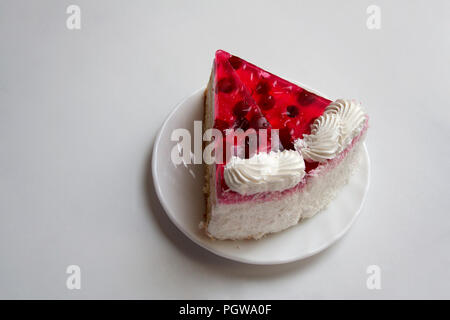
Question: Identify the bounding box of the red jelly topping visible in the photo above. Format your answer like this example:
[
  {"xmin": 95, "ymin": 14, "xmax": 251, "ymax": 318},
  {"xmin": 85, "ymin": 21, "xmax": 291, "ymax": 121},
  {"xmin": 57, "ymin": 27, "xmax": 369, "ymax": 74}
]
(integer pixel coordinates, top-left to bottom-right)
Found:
[
  {"xmin": 213, "ymin": 50, "xmax": 275, "ymax": 157},
  {"xmin": 211, "ymin": 50, "xmax": 332, "ymax": 201},
  {"xmin": 224, "ymin": 51, "xmax": 332, "ymax": 149}
]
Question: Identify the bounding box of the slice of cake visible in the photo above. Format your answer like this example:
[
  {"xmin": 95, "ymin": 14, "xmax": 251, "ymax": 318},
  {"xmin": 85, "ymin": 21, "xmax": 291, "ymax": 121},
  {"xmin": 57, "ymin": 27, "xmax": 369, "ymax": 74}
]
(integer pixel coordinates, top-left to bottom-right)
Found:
[{"xmin": 203, "ymin": 50, "xmax": 369, "ymax": 240}]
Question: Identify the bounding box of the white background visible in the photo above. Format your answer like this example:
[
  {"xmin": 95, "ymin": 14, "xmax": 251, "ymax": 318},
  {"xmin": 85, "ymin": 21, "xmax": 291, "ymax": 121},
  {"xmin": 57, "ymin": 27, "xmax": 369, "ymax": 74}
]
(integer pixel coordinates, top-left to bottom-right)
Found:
[{"xmin": 0, "ymin": 0, "xmax": 449, "ymax": 299}]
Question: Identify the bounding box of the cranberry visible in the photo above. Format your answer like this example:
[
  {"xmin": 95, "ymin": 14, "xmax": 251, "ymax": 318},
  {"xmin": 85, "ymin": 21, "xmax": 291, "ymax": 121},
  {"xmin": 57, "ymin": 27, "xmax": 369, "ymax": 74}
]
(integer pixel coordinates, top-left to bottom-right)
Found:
[
  {"xmin": 297, "ymin": 90, "xmax": 315, "ymax": 105},
  {"xmin": 233, "ymin": 117, "xmax": 250, "ymax": 131},
  {"xmin": 233, "ymin": 100, "xmax": 251, "ymax": 118},
  {"xmin": 279, "ymin": 127, "xmax": 293, "ymax": 150},
  {"xmin": 214, "ymin": 119, "xmax": 229, "ymax": 135},
  {"xmin": 216, "ymin": 77, "xmax": 236, "ymax": 93},
  {"xmin": 255, "ymin": 80, "xmax": 270, "ymax": 95},
  {"xmin": 286, "ymin": 105, "xmax": 299, "ymax": 118},
  {"xmin": 305, "ymin": 161, "xmax": 320, "ymax": 172},
  {"xmin": 258, "ymin": 95, "xmax": 275, "ymax": 110},
  {"xmin": 228, "ymin": 56, "xmax": 242, "ymax": 70},
  {"xmin": 250, "ymin": 114, "xmax": 270, "ymax": 130}
]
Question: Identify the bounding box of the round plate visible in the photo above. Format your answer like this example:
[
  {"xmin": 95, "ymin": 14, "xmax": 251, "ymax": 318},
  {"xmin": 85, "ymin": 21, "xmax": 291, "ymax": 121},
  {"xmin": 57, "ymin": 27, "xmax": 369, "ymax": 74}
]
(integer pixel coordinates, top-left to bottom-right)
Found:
[{"xmin": 152, "ymin": 87, "xmax": 370, "ymax": 265}]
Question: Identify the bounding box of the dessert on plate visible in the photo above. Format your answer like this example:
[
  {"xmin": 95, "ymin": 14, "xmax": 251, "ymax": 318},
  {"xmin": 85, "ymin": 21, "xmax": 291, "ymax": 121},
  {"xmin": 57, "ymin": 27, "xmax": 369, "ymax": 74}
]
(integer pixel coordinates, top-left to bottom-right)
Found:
[{"xmin": 202, "ymin": 50, "xmax": 369, "ymax": 240}]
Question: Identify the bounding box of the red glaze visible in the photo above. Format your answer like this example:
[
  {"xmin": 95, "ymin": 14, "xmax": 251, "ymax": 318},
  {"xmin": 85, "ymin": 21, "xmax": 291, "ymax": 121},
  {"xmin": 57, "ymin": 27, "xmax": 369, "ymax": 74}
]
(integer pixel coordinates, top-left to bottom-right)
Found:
[
  {"xmin": 213, "ymin": 50, "xmax": 275, "ymax": 159},
  {"xmin": 224, "ymin": 51, "xmax": 332, "ymax": 150},
  {"xmin": 211, "ymin": 50, "xmax": 332, "ymax": 202}
]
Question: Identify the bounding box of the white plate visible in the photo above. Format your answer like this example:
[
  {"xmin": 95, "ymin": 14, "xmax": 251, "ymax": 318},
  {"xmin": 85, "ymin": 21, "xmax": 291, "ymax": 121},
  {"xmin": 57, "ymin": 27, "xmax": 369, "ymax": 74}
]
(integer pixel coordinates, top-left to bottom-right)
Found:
[{"xmin": 152, "ymin": 87, "xmax": 370, "ymax": 265}]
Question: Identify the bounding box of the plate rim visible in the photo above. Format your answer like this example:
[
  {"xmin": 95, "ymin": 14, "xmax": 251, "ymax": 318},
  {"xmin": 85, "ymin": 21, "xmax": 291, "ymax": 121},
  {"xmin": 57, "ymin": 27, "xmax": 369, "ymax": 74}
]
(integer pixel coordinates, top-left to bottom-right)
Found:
[{"xmin": 152, "ymin": 87, "xmax": 371, "ymax": 265}]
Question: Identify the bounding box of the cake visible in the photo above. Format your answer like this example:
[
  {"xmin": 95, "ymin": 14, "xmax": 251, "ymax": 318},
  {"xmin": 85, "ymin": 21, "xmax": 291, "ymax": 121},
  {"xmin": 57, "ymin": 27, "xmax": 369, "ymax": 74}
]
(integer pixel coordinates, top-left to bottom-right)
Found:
[{"xmin": 202, "ymin": 50, "xmax": 369, "ymax": 240}]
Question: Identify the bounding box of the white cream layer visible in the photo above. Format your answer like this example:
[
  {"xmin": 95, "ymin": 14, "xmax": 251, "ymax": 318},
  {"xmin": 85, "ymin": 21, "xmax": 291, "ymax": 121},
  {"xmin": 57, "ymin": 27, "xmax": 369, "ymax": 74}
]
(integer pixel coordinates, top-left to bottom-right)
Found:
[
  {"xmin": 296, "ymin": 99, "xmax": 366, "ymax": 162},
  {"xmin": 224, "ymin": 150, "xmax": 305, "ymax": 195}
]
